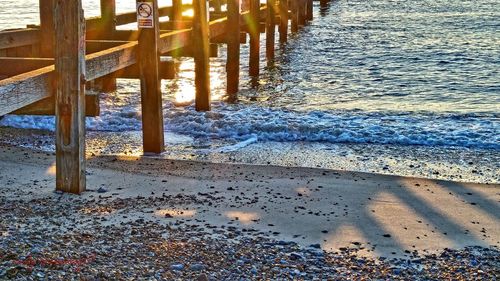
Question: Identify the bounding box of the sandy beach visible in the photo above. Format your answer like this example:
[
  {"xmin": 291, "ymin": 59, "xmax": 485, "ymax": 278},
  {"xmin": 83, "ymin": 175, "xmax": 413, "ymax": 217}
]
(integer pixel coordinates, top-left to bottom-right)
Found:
[{"xmin": 1, "ymin": 143, "xmax": 499, "ymax": 279}]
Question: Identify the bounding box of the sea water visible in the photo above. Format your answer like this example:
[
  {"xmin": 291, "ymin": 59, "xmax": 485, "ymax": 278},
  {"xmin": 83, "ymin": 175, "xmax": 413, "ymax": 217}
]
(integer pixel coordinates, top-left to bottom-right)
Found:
[{"xmin": 0, "ymin": 0, "xmax": 499, "ymax": 182}]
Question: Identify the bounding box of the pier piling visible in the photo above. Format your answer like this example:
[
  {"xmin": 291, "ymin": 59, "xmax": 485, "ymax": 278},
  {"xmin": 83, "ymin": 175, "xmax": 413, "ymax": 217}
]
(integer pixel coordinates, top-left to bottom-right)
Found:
[
  {"xmin": 137, "ymin": 0, "xmax": 165, "ymax": 153},
  {"xmin": 193, "ymin": 0, "xmax": 211, "ymax": 111},
  {"xmin": 54, "ymin": 0, "xmax": 86, "ymax": 194},
  {"xmin": 226, "ymin": 0, "xmax": 241, "ymax": 97},
  {"xmin": 0, "ymin": 0, "xmax": 333, "ymax": 193}
]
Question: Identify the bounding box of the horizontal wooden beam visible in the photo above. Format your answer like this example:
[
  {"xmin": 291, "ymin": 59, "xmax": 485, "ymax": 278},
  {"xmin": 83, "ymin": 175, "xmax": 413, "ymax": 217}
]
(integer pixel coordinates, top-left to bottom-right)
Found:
[
  {"xmin": 0, "ymin": 41, "xmax": 137, "ymax": 115},
  {"xmin": 85, "ymin": 41, "xmax": 137, "ymax": 81},
  {"xmin": 0, "ymin": 29, "xmax": 39, "ymax": 49},
  {"xmin": 0, "ymin": 65, "xmax": 53, "ymax": 116},
  {"xmin": 167, "ymin": 44, "xmax": 219, "ymax": 58},
  {"xmin": 0, "ymin": 57, "xmax": 53, "ymax": 77},
  {"xmin": 159, "ymin": 21, "xmax": 193, "ymax": 30},
  {"xmin": 86, "ymin": 40, "xmax": 131, "ymax": 54},
  {"xmin": 211, "ymin": 32, "xmax": 247, "ymax": 44},
  {"xmin": 113, "ymin": 60, "xmax": 177, "ymax": 79},
  {"xmin": 12, "ymin": 93, "xmax": 99, "ymax": 116},
  {"xmin": 158, "ymin": 29, "xmax": 191, "ymax": 54}
]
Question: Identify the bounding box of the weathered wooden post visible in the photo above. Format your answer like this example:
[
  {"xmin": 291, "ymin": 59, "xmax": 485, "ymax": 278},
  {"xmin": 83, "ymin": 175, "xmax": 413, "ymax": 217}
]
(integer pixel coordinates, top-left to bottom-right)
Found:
[
  {"xmin": 249, "ymin": 0, "xmax": 260, "ymax": 77},
  {"xmin": 320, "ymin": 0, "xmax": 328, "ymax": 8},
  {"xmin": 192, "ymin": 0, "xmax": 211, "ymax": 111},
  {"xmin": 54, "ymin": 0, "xmax": 86, "ymax": 194},
  {"xmin": 171, "ymin": 0, "xmax": 183, "ymax": 29},
  {"xmin": 100, "ymin": 0, "xmax": 116, "ymax": 34},
  {"xmin": 39, "ymin": 0, "xmax": 55, "ymax": 57},
  {"xmin": 279, "ymin": 0, "xmax": 288, "ymax": 43},
  {"xmin": 266, "ymin": 0, "xmax": 276, "ymax": 65},
  {"xmin": 290, "ymin": 0, "xmax": 298, "ymax": 33},
  {"xmin": 298, "ymin": 0, "xmax": 306, "ymax": 26},
  {"xmin": 136, "ymin": 0, "xmax": 165, "ymax": 153},
  {"xmin": 307, "ymin": 0, "xmax": 313, "ymax": 21},
  {"xmin": 226, "ymin": 0, "xmax": 241, "ymax": 98},
  {"xmin": 97, "ymin": 0, "xmax": 117, "ymax": 92}
]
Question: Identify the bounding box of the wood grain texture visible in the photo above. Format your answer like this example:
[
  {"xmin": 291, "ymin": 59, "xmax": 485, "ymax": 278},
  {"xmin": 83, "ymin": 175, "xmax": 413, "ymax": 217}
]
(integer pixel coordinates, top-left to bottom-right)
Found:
[
  {"xmin": 249, "ymin": 0, "xmax": 260, "ymax": 77},
  {"xmin": 226, "ymin": 0, "xmax": 241, "ymax": 97},
  {"xmin": 137, "ymin": 0, "xmax": 165, "ymax": 153},
  {"xmin": 279, "ymin": 0, "xmax": 288, "ymax": 43},
  {"xmin": 192, "ymin": 0, "xmax": 211, "ymax": 111},
  {"xmin": 266, "ymin": 0, "xmax": 276, "ymax": 65},
  {"xmin": 54, "ymin": 0, "xmax": 86, "ymax": 194}
]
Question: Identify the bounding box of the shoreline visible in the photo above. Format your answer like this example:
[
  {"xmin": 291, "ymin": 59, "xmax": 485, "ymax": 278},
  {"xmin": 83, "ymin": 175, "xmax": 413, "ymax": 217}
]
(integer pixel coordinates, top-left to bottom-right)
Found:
[
  {"xmin": 1, "ymin": 126, "xmax": 498, "ymax": 184},
  {"xmin": 1, "ymin": 142, "xmax": 499, "ymax": 279}
]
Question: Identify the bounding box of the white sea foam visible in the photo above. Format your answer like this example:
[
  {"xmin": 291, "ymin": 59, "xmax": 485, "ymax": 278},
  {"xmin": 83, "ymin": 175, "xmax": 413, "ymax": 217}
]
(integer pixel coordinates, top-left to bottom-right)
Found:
[{"xmin": 1, "ymin": 103, "xmax": 498, "ymax": 150}]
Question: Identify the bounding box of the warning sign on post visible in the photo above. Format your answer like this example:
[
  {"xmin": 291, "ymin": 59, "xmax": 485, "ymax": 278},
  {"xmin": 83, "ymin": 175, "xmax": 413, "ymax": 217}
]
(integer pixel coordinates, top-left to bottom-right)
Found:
[{"xmin": 137, "ymin": 2, "xmax": 154, "ymax": 28}]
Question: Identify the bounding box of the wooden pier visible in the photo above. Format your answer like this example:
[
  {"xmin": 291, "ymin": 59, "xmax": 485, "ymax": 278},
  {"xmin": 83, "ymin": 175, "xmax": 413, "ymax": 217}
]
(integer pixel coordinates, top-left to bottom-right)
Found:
[{"xmin": 0, "ymin": 0, "xmax": 332, "ymax": 194}]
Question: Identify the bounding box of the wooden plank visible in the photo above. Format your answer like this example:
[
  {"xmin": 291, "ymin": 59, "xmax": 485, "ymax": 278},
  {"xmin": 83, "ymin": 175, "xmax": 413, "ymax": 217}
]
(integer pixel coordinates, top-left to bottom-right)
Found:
[
  {"xmin": 54, "ymin": 0, "xmax": 86, "ymax": 194},
  {"xmin": 137, "ymin": 0, "xmax": 164, "ymax": 153},
  {"xmin": 226, "ymin": 0, "xmax": 241, "ymax": 98},
  {"xmin": 192, "ymin": 0, "xmax": 211, "ymax": 111},
  {"xmin": 113, "ymin": 60, "xmax": 177, "ymax": 79},
  {"xmin": 159, "ymin": 21, "xmax": 193, "ymax": 30},
  {"xmin": 266, "ymin": 0, "xmax": 276, "ymax": 65},
  {"xmin": 0, "ymin": 57, "xmax": 53, "ymax": 77},
  {"xmin": 12, "ymin": 93, "xmax": 99, "ymax": 116},
  {"xmin": 86, "ymin": 40, "xmax": 131, "ymax": 54},
  {"xmin": 0, "ymin": 42, "xmax": 137, "ymax": 116},
  {"xmin": 115, "ymin": 5, "xmax": 192, "ymax": 26},
  {"xmin": 166, "ymin": 43, "xmax": 218, "ymax": 57},
  {"xmin": 279, "ymin": 0, "xmax": 288, "ymax": 43},
  {"xmin": 0, "ymin": 66, "xmax": 53, "ymax": 116},
  {"xmin": 85, "ymin": 41, "xmax": 137, "ymax": 81},
  {"xmin": 0, "ymin": 29, "xmax": 39, "ymax": 50},
  {"xmin": 158, "ymin": 29, "xmax": 191, "ymax": 54},
  {"xmin": 249, "ymin": 0, "xmax": 260, "ymax": 77},
  {"xmin": 211, "ymin": 32, "xmax": 246, "ymax": 44}
]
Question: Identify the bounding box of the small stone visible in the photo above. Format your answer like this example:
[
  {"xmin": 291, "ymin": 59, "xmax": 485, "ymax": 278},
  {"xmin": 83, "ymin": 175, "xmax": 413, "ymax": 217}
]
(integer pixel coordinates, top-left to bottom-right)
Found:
[
  {"xmin": 190, "ymin": 263, "xmax": 205, "ymax": 271},
  {"xmin": 170, "ymin": 263, "xmax": 184, "ymax": 271},
  {"xmin": 97, "ymin": 187, "xmax": 108, "ymax": 193}
]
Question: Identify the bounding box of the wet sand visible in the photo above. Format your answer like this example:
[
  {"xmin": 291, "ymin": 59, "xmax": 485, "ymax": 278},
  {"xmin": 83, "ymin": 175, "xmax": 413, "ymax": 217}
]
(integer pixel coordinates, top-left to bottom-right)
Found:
[
  {"xmin": 1, "ymin": 142, "xmax": 499, "ymax": 279},
  {"xmin": 1, "ymin": 143, "xmax": 499, "ymax": 256}
]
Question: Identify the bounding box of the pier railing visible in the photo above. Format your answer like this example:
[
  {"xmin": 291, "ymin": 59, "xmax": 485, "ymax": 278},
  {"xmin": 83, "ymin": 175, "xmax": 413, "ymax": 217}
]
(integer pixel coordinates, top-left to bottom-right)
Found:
[{"xmin": 0, "ymin": 0, "xmax": 330, "ymax": 193}]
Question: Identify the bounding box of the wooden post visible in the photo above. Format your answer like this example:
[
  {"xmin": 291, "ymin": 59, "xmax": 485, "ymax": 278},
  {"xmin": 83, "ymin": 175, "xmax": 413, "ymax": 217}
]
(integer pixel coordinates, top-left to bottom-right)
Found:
[
  {"xmin": 213, "ymin": 0, "xmax": 222, "ymax": 13},
  {"xmin": 137, "ymin": 0, "xmax": 165, "ymax": 153},
  {"xmin": 249, "ymin": 0, "xmax": 260, "ymax": 77},
  {"xmin": 171, "ymin": 0, "xmax": 183, "ymax": 29},
  {"xmin": 192, "ymin": 0, "xmax": 211, "ymax": 111},
  {"xmin": 290, "ymin": 0, "xmax": 298, "ymax": 33},
  {"xmin": 54, "ymin": 0, "xmax": 86, "ymax": 194},
  {"xmin": 39, "ymin": 0, "xmax": 55, "ymax": 57},
  {"xmin": 320, "ymin": 0, "xmax": 328, "ymax": 8},
  {"xmin": 266, "ymin": 0, "xmax": 276, "ymax": 65},
  {"xmin": 97, "ymin": 0, "xmax": 117, "ymax": 92},
  {"xmin": 298, "ymin": 0, "xmax": 306, "ymax": 26},
  {"xmin": 279, "ymin": 0, "xmax": 288, "ymax": 43},
  {"xmin": 226, "ymin": 0, "xmax": 240, "ymax": 97},
  {"xmin": 242, "ymin": 0, "xmax": 250, "ymax": 11},
  {"xmin": 307, "ymin": 0, "xmax": 313, "ymax": 21},
  {"xmin": 100, "ymin": 0, "xmax": 116, "ymax": 33}
]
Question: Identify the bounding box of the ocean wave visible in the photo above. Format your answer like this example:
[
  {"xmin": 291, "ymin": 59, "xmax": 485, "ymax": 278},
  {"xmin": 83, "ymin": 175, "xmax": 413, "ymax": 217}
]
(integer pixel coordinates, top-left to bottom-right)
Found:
[{"xmin": 2, "ymin": 104, "xmax": 497, "ymax": 150}]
